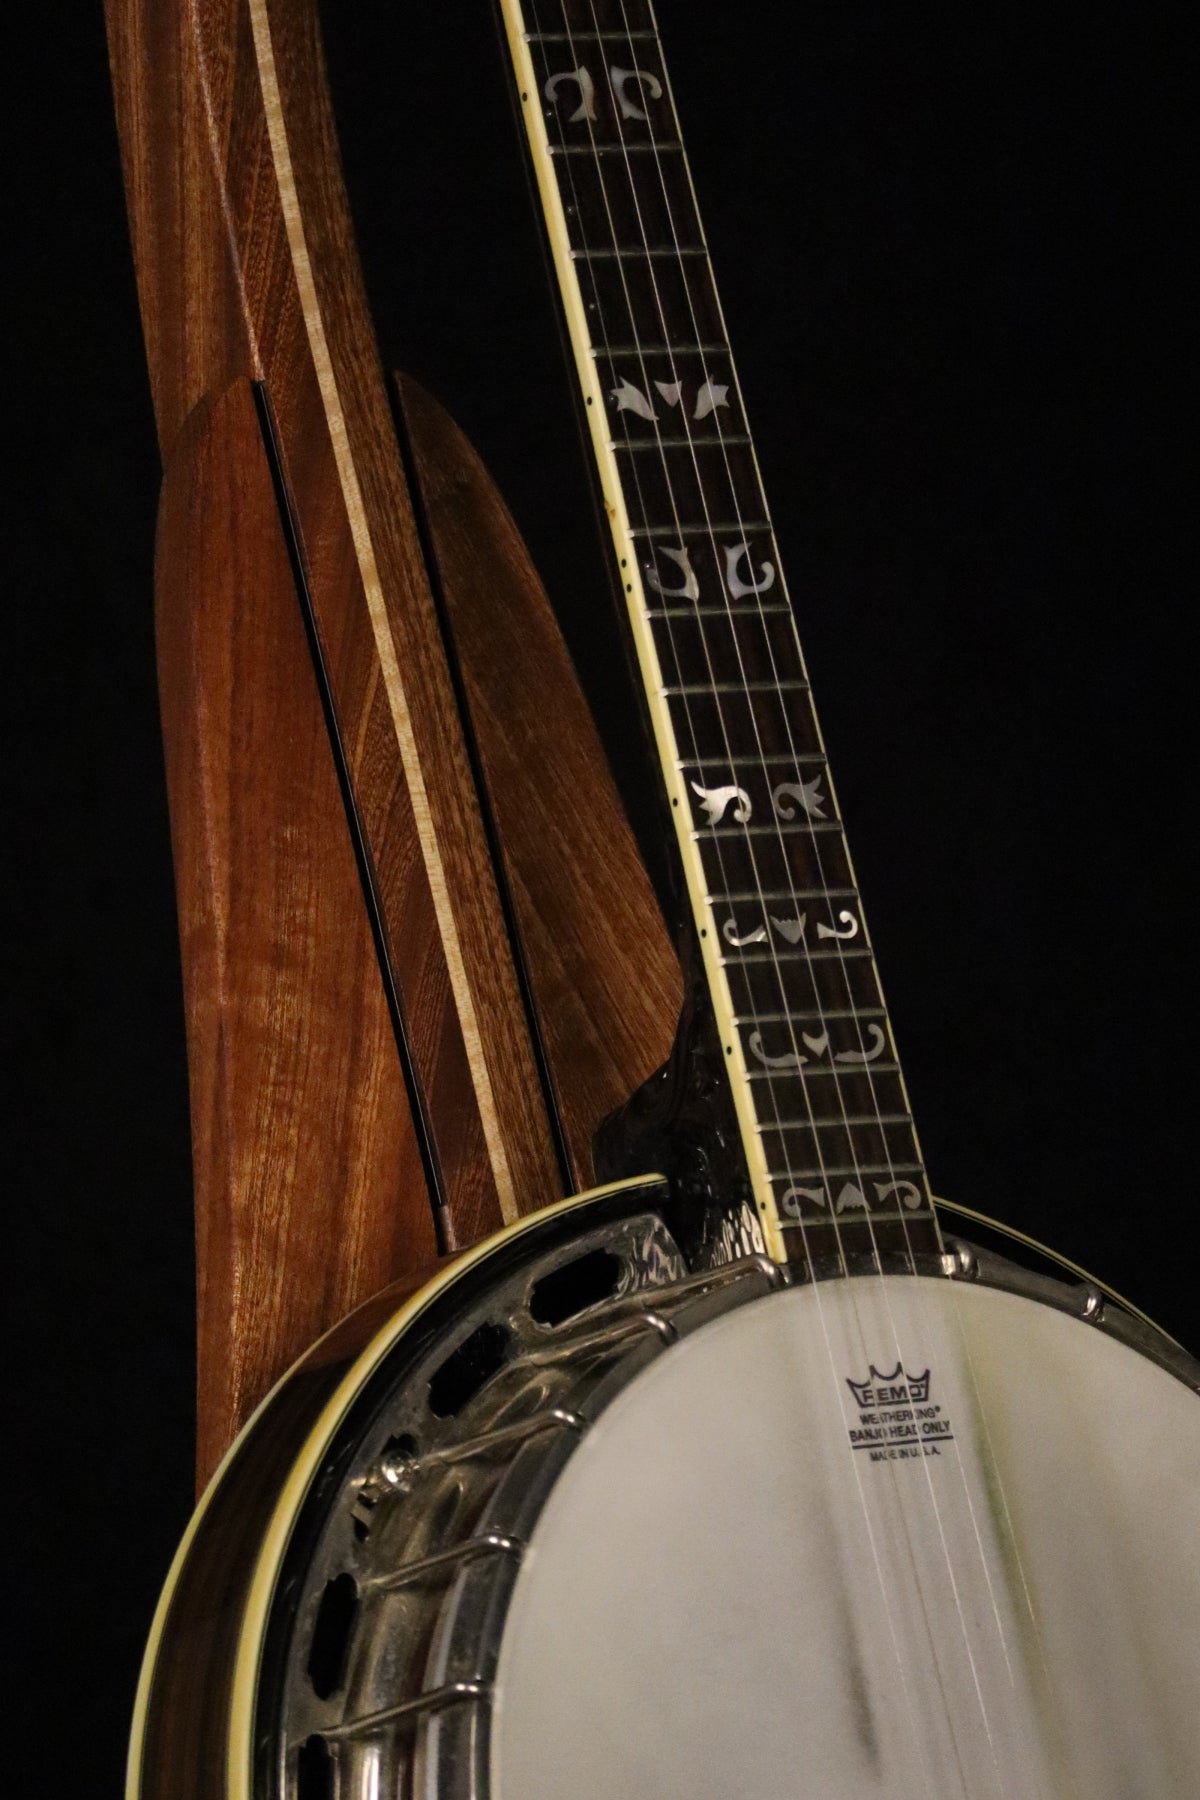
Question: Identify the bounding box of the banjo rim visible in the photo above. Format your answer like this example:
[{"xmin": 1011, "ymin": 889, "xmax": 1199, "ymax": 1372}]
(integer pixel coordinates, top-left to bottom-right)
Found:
[
  {"xmin": 125, "ymin": 1175, "xmax": 658, "ymax": 1800},
  {"xmin": 124, "ymin": 1177, "xmax": 1198, "ymax": 1800}
]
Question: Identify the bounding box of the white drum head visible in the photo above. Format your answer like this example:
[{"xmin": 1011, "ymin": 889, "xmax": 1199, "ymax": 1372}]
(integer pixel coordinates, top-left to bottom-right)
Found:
[{"xmin": 490, "ymin": 1274, "xmax": 1200, "ymax": 1798}]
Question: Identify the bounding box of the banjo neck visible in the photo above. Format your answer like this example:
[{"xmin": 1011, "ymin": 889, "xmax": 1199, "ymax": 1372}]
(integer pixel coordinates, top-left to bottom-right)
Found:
[{"xmin": 500, "ymin": 0, "xmax": 941, "ymax": 1270}]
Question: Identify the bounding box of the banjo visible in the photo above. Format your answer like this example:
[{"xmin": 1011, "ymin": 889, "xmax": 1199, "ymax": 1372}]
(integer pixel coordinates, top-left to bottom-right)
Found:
[{"xmin": 122, "ymin": 2, "xmax": 1200, "ymax": 1797}]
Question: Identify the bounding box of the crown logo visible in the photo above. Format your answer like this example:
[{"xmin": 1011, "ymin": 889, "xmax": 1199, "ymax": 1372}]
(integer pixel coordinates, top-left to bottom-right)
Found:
[{"xmin": 846, "ymin": 1363, "xmax": 931, "ymax": 1408}]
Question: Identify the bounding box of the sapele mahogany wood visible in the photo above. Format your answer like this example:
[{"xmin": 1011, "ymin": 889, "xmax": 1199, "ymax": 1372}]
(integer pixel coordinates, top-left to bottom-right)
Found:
[
  {"xmin": 398, "ymin": 375, "xmax": 682, "ymax": 1189},
  {"xmin": 155, "ymin": 377, "xmax": 440, "ymax": 1489},
  {"xmin": 105, "ymin": 0, "xmax": 562, "ymax": 1276}
]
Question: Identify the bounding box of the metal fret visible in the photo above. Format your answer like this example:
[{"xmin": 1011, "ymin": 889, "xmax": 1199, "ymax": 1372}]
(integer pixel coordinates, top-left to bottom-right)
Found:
[
  {"xmin": 597, "ymin": 344, "xmax": 729, "ymax": 357},
  {"xmin": 753, "ymin": 1064, "xmax": 902, "ymax": 1078},
  {"xmin": 651, "ymin": 605, "xmax": 792, "ymax": 621},
  {"xmin": 682, "ymin": 750, "xmax": 823, "ymax": 765},
  {"xmin": 693, "ymin": 822, "xmax": 840, "ymax": 839},
  {"xmin": 733, "ymin": 1007, "xmax": 884, "ymax": 1024},
  {"xmin": 629, "ymin": 521, "xmax": 772, "ymax": 538},
  {"xmin": 618, "ymin": 435, "xmax": 751, "ymax": 450},
  {"xmin": 765, "ymin": 1163, "xmax": 924, "ymax": 1181},
  {"xmin": 757, "ymin": 1115, "xmax": 912, "ymax": 1132},
  {"xmin": 708, "ymin": 889, "xmax": 855, "ymax": 902},
  {"xmin": 664, "ymin": 680, "xmax": 809, "ymax": 696},
  {"xmin": 720, "ymin": 946, "xmax": 871, "ymax": 966},
  {"xmin": 571, "ymin": 246, "xmax": 709, "ymax": 260},
  {"xmin": 525, "ymin": 30, "xmax": 659, "ymax": 41},
  {"xmin": 723, "ymin": 957, "xmax": 874, "ymax": 972},
  {"xmin": 784, "ymin": 1216, "xmax": 935, "ymax": 1231},
  {"xmin": 552, "ymin": 143, "xmax": 683, "ymax": 156}
]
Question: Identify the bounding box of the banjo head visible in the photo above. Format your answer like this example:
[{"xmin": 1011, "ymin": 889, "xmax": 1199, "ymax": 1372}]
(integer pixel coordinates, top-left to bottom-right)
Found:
[
  {"xmin": 487, "ymin": 1273, "xmax": 1200, "ymax": 1800},
  {"xmin": 255, "ymin": 1194, "xmax": 1199, "ymax": 1800}
]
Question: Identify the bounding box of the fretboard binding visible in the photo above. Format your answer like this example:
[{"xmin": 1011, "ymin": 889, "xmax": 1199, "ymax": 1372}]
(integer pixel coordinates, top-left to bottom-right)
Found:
[
  {"xmin": 665, "ymin": 680, "xmax": 809, "ymax": 697},
  {"xmin": 551, "ymin": 143, "xmax": 683, "ymax": 156},
  {"xmin": 750, "ymin": 1063, "xmax": 901, "ymax": 1078},
  {"xmin": 572, "ymin": 246, "xmax": 708, "ymax": 260},
  {"xmin": 719, "ymin": 946, "xmax": 871, "ymax": 966},
  {"xmin": 758, "ymin": 1115, "xmax": 912, "ymax": 1132},
  {"xmin": 652, "ymin": 605, "xmax": 792, "ymax": 620},
  {"xmin": 597, "ymin": 344, "xmax": 729, "ymax": 358},
  {"xmin": 733, "ymin": 1007, "xmax": 884, "ymax": 1024},
  {"xmin": 766, "ymin": 1163, "xmax": 925, "ymax": 1181},
  {"xmin": 629, "ymin": 521, "xmax": 771, "ymax": 538},
  {"xmin": 616, "ymin": 434, "xmax": 752, "ymax": 450}
]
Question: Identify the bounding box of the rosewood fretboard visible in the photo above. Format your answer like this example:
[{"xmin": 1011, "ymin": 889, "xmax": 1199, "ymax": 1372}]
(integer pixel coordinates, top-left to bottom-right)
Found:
[{"xmin": 503, "ymin": 0, "xmax": 941, "ymax": 1269}]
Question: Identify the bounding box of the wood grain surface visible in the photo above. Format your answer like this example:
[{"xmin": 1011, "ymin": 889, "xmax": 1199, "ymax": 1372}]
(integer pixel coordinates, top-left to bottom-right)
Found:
[
  {"xmin": 104, "ymin": 0, "xmax": 556, "ymax": 1480},
  {"xmin": 400, "ymin": 375, "xmax": 682, "ymax": 1190},
  {"xmin": 105, "ymin": 0, "xmax": 681, "ymax": 1483},
  {"xmin": 105, "ymin": 0, "xmax": 561, "ymax": 1259},
  {"xmin": 155, "ymin": 377, "xmax": 439, "ymax": 1487}
]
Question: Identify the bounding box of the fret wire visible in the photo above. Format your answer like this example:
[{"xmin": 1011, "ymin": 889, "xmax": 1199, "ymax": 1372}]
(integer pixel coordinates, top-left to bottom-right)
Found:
[
  {"xmin": 692, "ymin": 822, "xmax": 841, "ymax": 839},
  {"xmin": 766, "ymin": 1163, "xmax": 924, "ymax": 1181},
  {"xmin": 652, "ymin": 606, "xmax": 792, "ymax": 621},
  {"xmin": 739, "ymin": 940, "xmax": 866, "ymax": 964},
  {"xmin": 597, "ymin": 343, "xmax": 729, "ymax": 357},
  {"xmin": 750, "ymin": 1064, "xmax": 901, "ymax": 1078},
  {"xmin": 552, "ymin": 143, "xmax": 684, "ymax": 156},
  {"xmin": 682, "ymin": 750, "xmax": 823, "ymax": 765},
  {"xmin": 758, "ymin": 1115, "xmax": 913, "ymax": 1131},
  {"xmin": 720, "ymin": 946, "xmax": 872, "ymax": 966},
  {"xmin": 664, "ymin": 679, "xmax": 809, "ymax": 695},
  {"xmin": 732, "ymin": 1007, "xmax": 881, "ymax": 1023},
  {"xmin": 571, "ymin": 246, "xmax": 709, "ymax": 259},
  {"xmin": 525, "ymin": 30, "xmax": 659, "ymax": 41},
  {"xmin": 628, "ymin": 522, "xmax": 772, "ymax": 537},
  {"xmin": 616, "ymin": 435, "xmax": 751, "ymax": 450},
  {"xmin": 713, "ymin": 889, "xmax": 856, "ymax": 904},
  {"xmin": 781, "ymin": 1210, "xmax": 927, "ymax": 1225}
]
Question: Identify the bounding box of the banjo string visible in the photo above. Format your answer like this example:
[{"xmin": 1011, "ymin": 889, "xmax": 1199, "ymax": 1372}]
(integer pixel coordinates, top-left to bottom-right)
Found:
[
  {"xmin": 651, "ymin": 9, "xmax": 1063, "ymax": 1770},
  {"xmin": 609, "ymin": 4, "xmax": 1021, "ymax": 1779},
  {"xmin": 549, "ymin": 0, "xmax": 1021, "ymax": 1781},
  {"xmin": 639, "ymin": 11, "xmax": 1056, "ymax": 1750},
  {"xmin": 591, "ymin": 0, "xmax": 963, "ymax": 1767},
  {"xmin": 550, "ymin": 0, "xmax": 944, "ymax": 1776}
]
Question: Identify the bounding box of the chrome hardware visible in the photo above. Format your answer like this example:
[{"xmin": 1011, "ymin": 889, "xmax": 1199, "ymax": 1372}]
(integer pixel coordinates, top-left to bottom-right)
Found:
[
  {"xmin": 362, "ymin": 1533, "xmax": 523, "ymax": 1596},
  {"xmin": 268, "ymin": 1213, "xmax": 782, "ymax": 1797},
  {"xmin": 945, "ymin": 1239, "xmax": 978, "ymax": 1280},
  {"xmin": 1080, "ymin": 1284, "xmax": 1106, "ymax": 1322},
  {"xmin": 261, "ymin": 1191, "xmax": 1196, "ymax": 1800},
  {"xmin": 320, "ymin": 1682, "xmax": 489, "ymax": 1744},
  {"xmin": 410, "ymin": 1408, "xmax": 584, "ymax": 1472}
]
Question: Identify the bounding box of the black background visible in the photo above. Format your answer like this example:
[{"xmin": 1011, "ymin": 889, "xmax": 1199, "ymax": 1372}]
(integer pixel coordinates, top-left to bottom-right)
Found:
[{"xmin": 6, "ymin": 2, "xmax": 1192, "ymax": 1789}]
